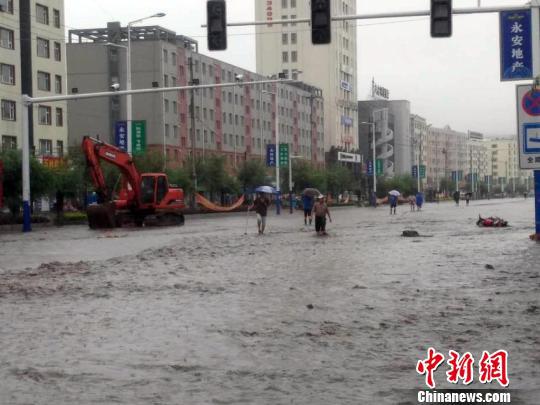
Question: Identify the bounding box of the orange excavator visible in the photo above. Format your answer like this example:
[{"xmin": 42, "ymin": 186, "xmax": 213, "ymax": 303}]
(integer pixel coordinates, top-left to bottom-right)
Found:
[{"xmin": 82, "ymin": 136, "xmax": 185, "ymax": 229}]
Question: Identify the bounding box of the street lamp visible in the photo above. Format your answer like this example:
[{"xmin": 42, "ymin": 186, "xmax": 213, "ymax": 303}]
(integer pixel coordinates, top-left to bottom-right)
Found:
[
  {"xmin": 288, "ymin": 155, "xmax": 303, "ymax": 214},
  {"xmin": 126, "ymin": 12, "xmax": 166, "ymax": 155},
  {"xmin": 360, "ymin": 121, "xmax": 377, "ymax": 196},
  {"xmin": 233, "ymin": 73, "xmax": 243, "ymax": 169},
  {"xmin": 262, "ymin": 86, "xmax": 280, "ymax": 214}
]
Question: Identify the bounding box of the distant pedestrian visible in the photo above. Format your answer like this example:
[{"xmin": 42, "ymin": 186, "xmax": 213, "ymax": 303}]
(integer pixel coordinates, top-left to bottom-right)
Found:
[
  {"xmin": 313, "ymin": 195, "xmax": 332, "ymax": 236},
  {"xmin": 409, "ymin": 195, "xmax": 416, "ymax": 211},
  {"xmin": 453, "ymin": 190, "xmax": 460, "ymax": 206},
  {"xmin": 302, "ymin": 194, "xmax": 314, "ymax": 225},
  {"xmin": 465, "ymin": 192, "xmax": 471, "ymax": 206},
  {"xmin": 248, "ymin": 193, "xmax": 269, "ymax": 235},
  {"xmin": 389, "ymin": 194, "xmax": 398, "ymax": 215},
  {"xmin": 524, "ymin": 191, "xmax": 528, "ymax": 199},
  {"xmin": 415, "ymin": 192, "xmax": 424, "ymax": 211},
  {"xmin": 55, "ymin": 190, "xmax": 64, "ymax": 226}
]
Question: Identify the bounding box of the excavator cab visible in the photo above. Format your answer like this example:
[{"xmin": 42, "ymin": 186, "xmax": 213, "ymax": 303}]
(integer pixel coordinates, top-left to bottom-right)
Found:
[{"xmin": 140, "ymin": 174, "xmax": 169, "ymax": 206}]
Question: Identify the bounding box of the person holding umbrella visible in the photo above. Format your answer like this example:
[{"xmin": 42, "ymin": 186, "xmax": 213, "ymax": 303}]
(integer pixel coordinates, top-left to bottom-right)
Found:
[
  {"xmin": 388, "ymin": 190, "xmax": 400, "ymax": 215},
  {"xmin": 249, "ymin": 186, "xmax": 273, "ymax": 234},
  {"xmin": 302, "ymin": 188, "xmax": 320, "ymax": 226}
]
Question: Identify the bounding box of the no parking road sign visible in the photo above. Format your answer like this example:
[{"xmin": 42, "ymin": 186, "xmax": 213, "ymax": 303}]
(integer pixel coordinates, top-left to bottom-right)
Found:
[{"xmin": 517, "ymin": 85, "xmax": 540, "ymax": 169}]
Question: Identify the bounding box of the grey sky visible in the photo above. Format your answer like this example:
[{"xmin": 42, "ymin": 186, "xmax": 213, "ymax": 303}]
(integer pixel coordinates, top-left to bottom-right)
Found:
[{"xmin": 66, "ymin": 0, "xmax": 533, "ymax": 137}]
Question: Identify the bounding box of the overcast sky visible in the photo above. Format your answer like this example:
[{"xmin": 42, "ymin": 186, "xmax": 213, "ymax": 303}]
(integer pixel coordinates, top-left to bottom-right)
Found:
[{"xmin": 66, "ymin": 0, "xmax": 533, "ymax": 137}]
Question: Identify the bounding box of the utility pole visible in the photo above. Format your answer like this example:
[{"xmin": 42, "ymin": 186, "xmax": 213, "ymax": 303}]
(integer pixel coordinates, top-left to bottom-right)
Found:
[{"xmin": 188, "ymin": 57, "xmax": 198, "ymax": 200}]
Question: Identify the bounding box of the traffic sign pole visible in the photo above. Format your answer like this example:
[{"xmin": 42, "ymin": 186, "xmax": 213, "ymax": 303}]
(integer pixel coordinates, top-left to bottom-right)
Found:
[{"xmin": 535, "ymin": 171, "xmax": 540, "ymax": 237}]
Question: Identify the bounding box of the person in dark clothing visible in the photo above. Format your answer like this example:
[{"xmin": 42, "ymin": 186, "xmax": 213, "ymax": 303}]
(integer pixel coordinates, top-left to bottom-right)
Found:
[
  {"xmin": 55, "ymin": 190, "xmax": 64, "ymax": 226},
  {"xmin": 453, "ymin": 190, "xmax": 460, "ymax": 206},
  {"xmin": 302, "ymin": 194, "xmax": 314, "ymax": 225},
  {"xmin": 249, "ymin": 193, "xmax": 269, "ymax": 234}
]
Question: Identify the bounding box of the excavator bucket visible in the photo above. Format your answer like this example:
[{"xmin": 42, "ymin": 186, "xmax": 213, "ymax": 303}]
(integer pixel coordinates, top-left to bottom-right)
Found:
[{"xmin": 87, "ymin": 202, "xmax": 116, "ymax": 229}]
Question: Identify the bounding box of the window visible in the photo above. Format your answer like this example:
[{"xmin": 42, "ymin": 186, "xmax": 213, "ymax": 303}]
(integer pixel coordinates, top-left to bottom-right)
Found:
[
  {"xmin": 1, "ymin": 135, "xmax": 17, "ymax": 150},
  {"xmin": 173, "ymin": 125, "xmax": 178, "ymax": 137},
  {"xmin": 173, "ymin": 101, "xmax": 177, "ymax": 114},
  {"xmin": 282, "ymin": 33, "xmax": 288, "ymax": 45},
  {"xmin": 164, "ymin": 99, "xmax": 169, "ymax": 113},
  {"xmin": 0, "ymin": 0, "xmax": 14, "ymax": 13},
  {"xmin": 165, "ymin": 124, "xmax": 170, "ymax": 137},
  {"xmin": 0, "ymin": 28, "xmax": 14, "ymax": 49},
  {"xmin": 37, "ymin": 71, "xmax": 50, "ymax": 91},
  {"xmin": 281, "ymin": 15, "xmax": 288, "ymax": 26},
  {"xmin": 53, "ymin": 9, "xmax": 60, "ymax": 28},
  {"xmin": 172, "ymin": 52, "xmax": 177, "ymax": 65},
  {"xmin": 55, "ymin": 75, "xmax": 62, "ymax": 93},
  {"xmin": 37, "ymin": 37, "xmax": 50, "ymax": 58},
  {"xmin": 282, "ymin": 0, "xmax": 287, "ymax": 7},
  {"xmin": 164, "ymin": 74, "xmax": 169, "ymax": 87},
  {"xmin": 56, "ymin": 140, "xmax": 63, "ymax": 157},
  {"xmin": 282, "ymin": 51, "xmax": 288, "ymax": 63},
  {"xmin": 39, "ymin": 139, "xmax": 52, "ymax": 155},
  {"xmin": 163, "ymin": 49, "xmax": 168, "ymax": 63},
  {"xmin": 291, "ymin": 51, "xmax": 297, "ymax": 62},
  {"xmin": 36, "ymin": 3, "xmax": 49, "ymax": 25},
  {"xmin": 202, "ymin": 62, "xmax": 206, "ymax": 75},
  {"xmin": 291, "ymin": 15, "xmax": 297, "ymax": 26},
  {"xmin": 291, "ymin": 33, "xmax": 297, "ymax": 45},
  {"xmin": 1, "ymin": 99, "xmax": 15, "ymax": 120},
  {"xmin": 55, "ymin": 107, "xmax": 63, "ymax": 126},
  {"xmin": 54, "ymin": 42, "xmax": 61, "ymax": 61},
  {"xmin": 38, "ymin": 105, "xmax": 51, "ymax": 125},
  {"xmin": 291, "ymin": 0, "xmax": 296, "ymax": 7}
]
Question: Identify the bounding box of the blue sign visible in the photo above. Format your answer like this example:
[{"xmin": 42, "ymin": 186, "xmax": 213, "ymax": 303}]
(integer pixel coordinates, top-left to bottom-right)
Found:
[
  {"xmin": 500, "ymin": 10, "xmax": 532, "ymax": 81},
  {"xmin": 412, "ymin": 165, "xmax": 418, "ymax": 178},
  {"xmin": 367, "ymin": 160, "xmax": 373, "ymax": 176},
  {"xmin": 266, "ymin": 144, "xmax": 276, "ymax": 167},
  {"xmin": 341, "ymin": 116, "xmax": 353, "ymax": 127},
  {"xmin": 115, "ymin": 121, "xmax": 128, "ymax": 151},
  {"xmin": 523, "ymin": 123, "xmax": 540, "ymax": 153}
]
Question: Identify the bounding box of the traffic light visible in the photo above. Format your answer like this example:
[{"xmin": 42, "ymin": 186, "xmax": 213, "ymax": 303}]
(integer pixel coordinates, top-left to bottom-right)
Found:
[
  {"xmin": 207, "ymin": 0, "xmax": 227, "ymax": 50},
  {"xmin": 430, "ymin": 0, "xmax": 452, "ymax": 38},
  {"xmin": 311, "ymin": 0, "xmax": 331, "ymax": 45}
]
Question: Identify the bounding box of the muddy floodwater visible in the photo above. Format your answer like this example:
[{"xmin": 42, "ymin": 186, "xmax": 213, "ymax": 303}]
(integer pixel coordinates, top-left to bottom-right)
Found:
[{"xmin": 0, "ymin": 199, "xmax": 539, "ymax": 404}]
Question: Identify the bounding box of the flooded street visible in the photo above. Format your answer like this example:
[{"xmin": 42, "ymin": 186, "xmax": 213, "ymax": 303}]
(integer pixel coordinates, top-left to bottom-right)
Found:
[{"xmin": 0, "ymin": 198, "xmax": 539, "ymax": 404}]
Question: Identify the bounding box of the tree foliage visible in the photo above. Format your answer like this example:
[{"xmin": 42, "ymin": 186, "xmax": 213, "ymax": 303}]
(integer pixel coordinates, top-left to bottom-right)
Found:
[{"xmin": 237, "ymin": 159, "xmax": 267, "ymax": 191}]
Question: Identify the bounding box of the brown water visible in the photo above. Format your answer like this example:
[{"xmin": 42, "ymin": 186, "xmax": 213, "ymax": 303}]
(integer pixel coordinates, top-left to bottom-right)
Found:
[{"xmin": 0, "ymin": 199, "xmax": 538, "ymax": 404}]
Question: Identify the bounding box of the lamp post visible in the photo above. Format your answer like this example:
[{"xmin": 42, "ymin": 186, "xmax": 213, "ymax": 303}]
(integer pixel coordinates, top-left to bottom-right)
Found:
[
  {"xmin": 288, "ymin": 155, "xmax": 302, "ymax": 214},
  {"xmin": 126, "ymin": 12, "xmax": 166, "ymax": 155},
  {"xmin": 360, "ymin": 121, "xmax": 376, "ymax": 195},
  {"xmin": 262, "ymin": 86, "xmax": 280, "ymax": 214},
  {"xmin": 233, "ymin": 73, "xmax": 243, "ymax": 169}
]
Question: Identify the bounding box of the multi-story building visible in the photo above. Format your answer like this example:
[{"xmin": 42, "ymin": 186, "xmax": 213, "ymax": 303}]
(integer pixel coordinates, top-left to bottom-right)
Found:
[
  {"xmin": 0, "ymin": 0, "xmax": 68, "ymax": 156},
  {"xmin": 67, "ymin": 23, "xmax": 325, "ymax": 168},
  {"xmin": 466, "ymin": 131, "xmax": 488, "ymax": 192},
  {"xmin": 424, "ymin": 125, "xmax": 468, "ymax": 192},
  {"xmin": 487, "ymin": 137, "xmax": 533, "ymax": 192},
  {"xmin": 255, "ymin": 0, "xmax": 357, "ymax": 152},
  {"xmin": 410, "ymin": 114, "xmax": 429, "ymax": 188},
  {"xmin": 358, "ymin": 100, "xmax": 412, "ymax": 177}
]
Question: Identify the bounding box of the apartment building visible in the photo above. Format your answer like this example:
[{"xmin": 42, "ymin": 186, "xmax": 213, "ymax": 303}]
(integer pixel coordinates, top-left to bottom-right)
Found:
[
  {"xmin": 0, "ymin": 0, "xmax": 68, "ymax": 156},
  {"xmin": 255, "ymin": 0, "xmax": 357, "ymax": 152},
  {"xmin": 67, "ymin": 24, "xmax": 325, "ymax": 168},
  {"xmin": 488, "ymin": 137, "xmax": 532, "ymax": 191}
]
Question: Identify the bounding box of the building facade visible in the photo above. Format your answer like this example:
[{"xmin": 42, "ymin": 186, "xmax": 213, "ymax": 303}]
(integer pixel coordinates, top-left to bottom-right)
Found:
[
  {"xmin": 410, "ymin": 114, "xmax": 429, "ymax": 189},
  {"xmin": 1, "ymin": 0, "xmax": 68, "ymax": 156},
  {"xmin": 488, "ymin": 137, "xmax": 533, "ymax": 192},
  {"xmin": 255, "ymin": 0, "xmax": 357, "ymax": 151},
  {"xmin": 358, "ymin": 100, "xmax": 412, "ymax": 177},
  {"xmin": 67, "ymin": 24, "xmax": 325, "ymax": 168}
]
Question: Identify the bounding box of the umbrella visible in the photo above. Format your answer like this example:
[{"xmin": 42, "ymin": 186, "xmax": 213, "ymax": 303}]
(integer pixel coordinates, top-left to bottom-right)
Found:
[
  {"xmin": 255, "ymin": 185, "xmax": 276, "ymax": 194},
  {"xmin": 302, "ymin": 188, "xmax": 321, "ymax": 197},
  {"xmin": 388, "ymin": 190, "xmax": 401, "ymax": 197}
]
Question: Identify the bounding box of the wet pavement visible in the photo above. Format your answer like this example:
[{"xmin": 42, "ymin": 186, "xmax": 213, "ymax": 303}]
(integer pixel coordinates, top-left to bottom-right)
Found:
[{"xmin": 0, "ymin": 198, "xmax": 539, "ymax": 404}]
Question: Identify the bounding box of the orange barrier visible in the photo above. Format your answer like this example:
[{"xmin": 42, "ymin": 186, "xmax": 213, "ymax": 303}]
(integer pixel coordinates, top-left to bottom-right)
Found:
[{"xmin": 195, "ymin": 193, "xmax": 245, "ymax": 212}]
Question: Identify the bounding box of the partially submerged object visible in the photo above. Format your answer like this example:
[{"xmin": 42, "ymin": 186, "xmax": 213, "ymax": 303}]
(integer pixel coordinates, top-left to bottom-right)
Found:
[{"xmin": 476, "ymin": 215, "xmax": 508, "ymax": 228}]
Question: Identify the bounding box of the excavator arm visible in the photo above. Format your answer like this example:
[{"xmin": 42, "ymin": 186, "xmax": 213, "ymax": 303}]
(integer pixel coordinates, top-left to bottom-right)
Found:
[{"xmin": 82, "ymin": 136, "xmax": 141, "ymax": 206}]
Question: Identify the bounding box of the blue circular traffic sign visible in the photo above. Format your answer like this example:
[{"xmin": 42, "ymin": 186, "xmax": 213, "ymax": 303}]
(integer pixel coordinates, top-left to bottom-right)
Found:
[{"xmin": 521, "ymin": 90, "xmax": 540, "ymax": 116}]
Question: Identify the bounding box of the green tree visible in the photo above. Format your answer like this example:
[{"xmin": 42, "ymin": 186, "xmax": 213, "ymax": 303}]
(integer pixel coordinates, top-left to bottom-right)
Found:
[
  {"xmin": 1, "ymin": 150, "xmax": 54, "ymax": 216},
  {"xmin": 133, "ymin": 150, "xmax": 165, "ymax": 173},
  {"xmin": 237, "ymin": 159, "xmax": 267, "ymax": 190},
  {"xmin": 166, "ymin": 166, "xmax": 193, "ymax": 194},
  {"xmin": 325, "ymin": 164, "xmax": 355, "ymax": 196}
]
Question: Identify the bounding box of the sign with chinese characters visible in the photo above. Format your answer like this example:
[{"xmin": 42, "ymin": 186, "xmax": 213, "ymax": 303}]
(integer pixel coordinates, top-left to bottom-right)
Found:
[
  {"xmin": 338, "ymin": 151, "xmax": 361, "ymax": 163},
  {"xmin": 451, "ymin": 170, "xmax": 463, "ymax": 182},
  {"xmin": 340, "ymin": 80, "xmax": 353, "ymax": 92},
  {"xmin": 131, "ymin": 120, "xmax": 146, "ymax": 155},
  {"xmin": 278, "ymin": 143, "xmax": 289, "ymax": 167},
  {"xmin": 367, "ymin": 160, "xmax": 373, "ymax": 176},
  {"xmin": 376, "ymin": 159, "xmax": 384, "ymax": 176},
  {"xmin": 115, "ymin": 121, "xmax": 128, "ymax": 152},
  {"xmin": 265, "ymin": 0, "xmax": 273, "ymax": 25},
  {"xmin": 500, "ymin": 10, "xmax": 532, "ymax": 81},
  {"xmin": 516, "ymin": 84, "xmax": 540, "ymax": 169},
  {"xmin": 371, "ymin": 78, "xmax": 390, "ymax": 99},
  {"xmin": 266, "ymin": 144, "xmax": 276, "ymax": 167},
  {"xmin": 412, "ymin": 165, "xmax": 426, "ymax": 179},
  {"xmin": 41, "ymin": 156, "xmax": 65, "ymax": 169}
]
